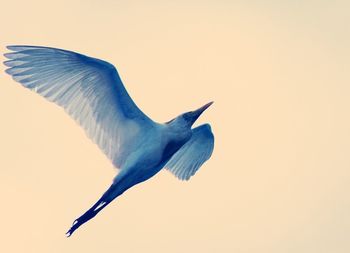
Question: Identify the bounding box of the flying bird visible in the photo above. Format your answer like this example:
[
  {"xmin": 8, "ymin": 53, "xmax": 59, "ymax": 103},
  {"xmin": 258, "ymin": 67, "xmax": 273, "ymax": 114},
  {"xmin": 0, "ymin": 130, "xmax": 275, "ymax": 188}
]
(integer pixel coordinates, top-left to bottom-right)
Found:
[{"xmin": 3, "ymin": 45, "xmax": 214, "ymax": 237}]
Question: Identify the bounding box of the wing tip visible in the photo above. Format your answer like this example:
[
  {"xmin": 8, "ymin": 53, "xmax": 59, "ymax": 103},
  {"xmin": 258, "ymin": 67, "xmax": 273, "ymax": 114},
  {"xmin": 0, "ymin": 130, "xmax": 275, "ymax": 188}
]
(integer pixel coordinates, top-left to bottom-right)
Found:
[
  {"xmin": 4, "ymin": 68, "xmax": 12, "ymax": 75},
  {"xmin": 3, "ymin": 52, "xmax": 11, "ymax": 59},
  {"xmin": 3, "ymin": 60, "xmax": 12, "ymax": 67},
  {"xmin": 6, "ymin": 45, "xmax": 48, "ymax": 52},
  {"xmin": 194, "ymin": 123, "xmax": 213, "ymax": 135},
  {"xmin": 3, "ymin": 46, "xmax": 28, "ymax": 60},
  {"xmin": 6, "ymin": 45, "xmax": 22, "ymax": 51},
  {"xmin": 204, "ymin": 123, "xmax": 212, "ymax": 132}
]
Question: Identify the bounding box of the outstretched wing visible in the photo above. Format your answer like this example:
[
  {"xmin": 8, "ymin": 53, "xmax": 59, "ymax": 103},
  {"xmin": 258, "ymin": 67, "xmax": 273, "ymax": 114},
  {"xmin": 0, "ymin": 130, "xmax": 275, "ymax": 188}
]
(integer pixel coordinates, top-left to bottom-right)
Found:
[
  {"xmin": 165, "ymin": 124, "xmax": 214, "ymax": 180},
  {"xmin": 4, "ymin": 45, "xmax": 154, "ymax": 168}
]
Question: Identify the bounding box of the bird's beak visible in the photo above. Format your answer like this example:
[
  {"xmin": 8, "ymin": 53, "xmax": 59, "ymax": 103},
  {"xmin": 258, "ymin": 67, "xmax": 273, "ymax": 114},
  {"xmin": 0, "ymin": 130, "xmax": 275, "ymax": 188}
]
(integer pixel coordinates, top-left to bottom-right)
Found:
[
  {"xmin": 196, "ymin": 101, "xmax": 214, "ymax": 115},
  {"xmin": 189, "ymin": 101, "xmax": 214, "ymax": 125}
]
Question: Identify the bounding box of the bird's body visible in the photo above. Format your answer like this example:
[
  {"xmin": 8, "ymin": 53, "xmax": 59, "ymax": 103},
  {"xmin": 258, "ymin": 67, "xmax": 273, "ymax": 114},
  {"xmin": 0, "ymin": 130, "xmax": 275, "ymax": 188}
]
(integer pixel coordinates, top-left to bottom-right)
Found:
[{"xmin": 3, "ymin": 45, "xmax": 215, "ymax": 237}]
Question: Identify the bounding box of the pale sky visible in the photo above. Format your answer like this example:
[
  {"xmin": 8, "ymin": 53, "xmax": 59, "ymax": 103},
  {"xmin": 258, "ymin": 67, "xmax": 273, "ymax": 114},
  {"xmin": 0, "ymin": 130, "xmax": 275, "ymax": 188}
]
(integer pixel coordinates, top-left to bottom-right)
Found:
[{"xmin": 0, "ymin": 1, "xmax": 349, "ymax": 252}]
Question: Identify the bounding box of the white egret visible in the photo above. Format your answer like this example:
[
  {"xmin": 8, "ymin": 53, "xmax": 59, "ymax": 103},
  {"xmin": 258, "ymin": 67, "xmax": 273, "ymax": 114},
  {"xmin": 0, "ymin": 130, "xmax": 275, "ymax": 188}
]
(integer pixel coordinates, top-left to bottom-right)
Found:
[{"xmin": 3, "ymin": 45, "xmax": 214, "ymax": 237}]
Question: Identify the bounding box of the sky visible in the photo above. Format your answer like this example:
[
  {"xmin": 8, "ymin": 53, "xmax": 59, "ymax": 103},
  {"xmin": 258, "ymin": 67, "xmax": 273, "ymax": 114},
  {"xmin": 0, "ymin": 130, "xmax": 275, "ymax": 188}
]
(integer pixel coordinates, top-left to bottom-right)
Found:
[{"xmin": 0, "ymin": 1, "xmax": 349, "ymax": 252}]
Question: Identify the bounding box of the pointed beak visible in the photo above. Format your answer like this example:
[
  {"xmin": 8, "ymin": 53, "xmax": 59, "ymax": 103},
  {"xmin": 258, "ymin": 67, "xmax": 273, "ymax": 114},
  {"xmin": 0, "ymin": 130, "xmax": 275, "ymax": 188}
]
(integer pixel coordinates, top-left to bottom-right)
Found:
[
  {"xmin": 189, "ymin": 101, "xmax": 214, "ymax": 125},
  {"xmin": 196, "ymin": 101, "xmax": 214, "ymax": 114}
]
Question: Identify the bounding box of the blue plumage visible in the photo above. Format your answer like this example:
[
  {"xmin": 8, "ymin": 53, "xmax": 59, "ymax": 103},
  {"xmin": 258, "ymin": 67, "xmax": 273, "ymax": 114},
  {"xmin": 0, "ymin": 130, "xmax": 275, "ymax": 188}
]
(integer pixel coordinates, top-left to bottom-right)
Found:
[{"xmin": 4, "ymin": 45, "xmax": 215, "ymax": 237}]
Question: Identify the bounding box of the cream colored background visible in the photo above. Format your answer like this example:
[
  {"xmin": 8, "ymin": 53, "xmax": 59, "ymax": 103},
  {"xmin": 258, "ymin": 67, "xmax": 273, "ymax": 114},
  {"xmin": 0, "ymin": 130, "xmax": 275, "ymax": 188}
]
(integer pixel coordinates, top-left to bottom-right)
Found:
[{"xmin": 0, "ymin": 1, "xmax": 349, "ymax": 252}]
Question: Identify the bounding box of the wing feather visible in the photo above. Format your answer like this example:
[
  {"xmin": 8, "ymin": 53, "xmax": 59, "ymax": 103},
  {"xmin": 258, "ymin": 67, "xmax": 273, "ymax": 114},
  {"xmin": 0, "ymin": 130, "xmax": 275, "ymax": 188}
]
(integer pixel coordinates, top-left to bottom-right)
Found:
[
  {"xmin": 4, "ymin": 45, "xmax": 153, "ymax": 168},
  {"xmin": 166, "ymin": 124, "xmax": 214, "ymax": 180}
]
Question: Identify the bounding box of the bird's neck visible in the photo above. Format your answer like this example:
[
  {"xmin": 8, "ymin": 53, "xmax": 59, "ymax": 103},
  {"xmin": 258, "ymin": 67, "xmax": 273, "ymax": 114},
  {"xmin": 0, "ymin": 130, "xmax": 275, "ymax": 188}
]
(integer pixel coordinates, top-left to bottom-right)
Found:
[{"xmin": 165, "ymin": 122, "xmax": 192, "ymax": 142}]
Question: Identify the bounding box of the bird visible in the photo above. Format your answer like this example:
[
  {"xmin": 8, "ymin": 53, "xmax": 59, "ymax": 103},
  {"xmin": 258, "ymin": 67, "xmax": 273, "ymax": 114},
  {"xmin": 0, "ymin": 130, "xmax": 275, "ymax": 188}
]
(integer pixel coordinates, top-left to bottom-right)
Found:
[{"xmin": 3, "ymin": 45, "xmax": 215, "ymax": 237}]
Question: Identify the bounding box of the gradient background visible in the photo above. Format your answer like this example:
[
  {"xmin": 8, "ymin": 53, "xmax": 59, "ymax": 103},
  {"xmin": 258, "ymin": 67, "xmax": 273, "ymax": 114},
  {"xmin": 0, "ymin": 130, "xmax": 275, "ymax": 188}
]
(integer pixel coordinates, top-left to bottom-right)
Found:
[{"xmin": 0, "ymin": 1, "xmax": 349, "ymax": 252}]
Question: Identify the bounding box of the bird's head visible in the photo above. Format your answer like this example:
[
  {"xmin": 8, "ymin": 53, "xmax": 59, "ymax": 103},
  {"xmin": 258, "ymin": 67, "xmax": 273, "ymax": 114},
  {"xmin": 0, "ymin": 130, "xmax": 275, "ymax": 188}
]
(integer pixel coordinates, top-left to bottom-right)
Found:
[{"xmin": 167, "ymin": 101, "xmax": 214, "ymax": 128}]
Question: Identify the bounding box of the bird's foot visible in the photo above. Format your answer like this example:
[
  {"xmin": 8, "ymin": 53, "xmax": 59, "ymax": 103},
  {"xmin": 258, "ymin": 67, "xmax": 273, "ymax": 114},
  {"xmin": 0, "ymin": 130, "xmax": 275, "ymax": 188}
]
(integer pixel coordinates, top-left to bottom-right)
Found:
[
  {"xmin": 66, "ymin": 219, "xmax": 80, "ymax": 237},
  {"xmin": 65, "ymin": 208, "xmax": 99, "ymax": 237}
]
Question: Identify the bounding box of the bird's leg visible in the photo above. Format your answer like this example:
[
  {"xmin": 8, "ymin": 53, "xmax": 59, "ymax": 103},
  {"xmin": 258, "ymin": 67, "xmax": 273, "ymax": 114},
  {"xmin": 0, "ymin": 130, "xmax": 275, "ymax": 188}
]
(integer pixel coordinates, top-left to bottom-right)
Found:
[
  {"xmin": 66, "ymin": 171, "xmax": 133, "ymax": 237},
  {"xmin": 66, "ymin": 182, "xmax": 122, "ymax": 237},
  {"xmin": 66, "ymin": 193, "xmax": 108, "ymax": 236}
]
